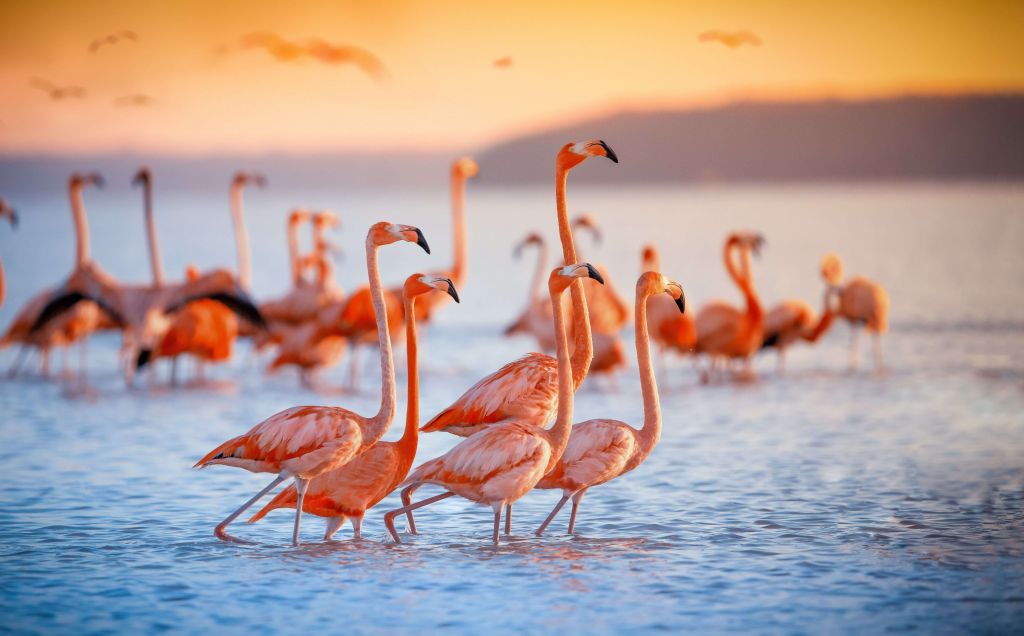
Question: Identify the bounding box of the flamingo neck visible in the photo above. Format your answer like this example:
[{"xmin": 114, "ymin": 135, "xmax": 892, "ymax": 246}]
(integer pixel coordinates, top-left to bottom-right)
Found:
[
  {"xmin": 398, "ymin": 294, "xmax": 420, "ymax": 449},
  {"xmin": 804, "ymin": 287, "xmax": 836, "ymax": 343},
  {"xmin": 288, "ymin": 221, "xmax": 303, "ymax": 287},
  {"xmin": 366, "ymin": 236, "xmax": 396, "ymax": 439},
  {"xmin": 555, "ymin": 166, "xmax": 592, "ymax": 388},
  {"xmin": 529, "ymin": 239, "xmax": 548, "ymax": 304},
  {"xmin": 724, "ymin": 240, "xmax": 761, "ymax": 324},
  {"xmin": 450, "ymin": 172, "xmax": 468, "ymax": 287},
  {"xmin": 545, "ymin": 283, "xmax": 575, "ymax": 469},
  {"xmin": 69, "ymin": 182, "xmax": 91, "ymax": 266},
  {"xmin": 142, "ymin": 179, "xmax": 165, "ymax": 287},
  {"xmin": 634, "ymin": 284, "xmax": 661, "ymax": 454},
  {"xmin": 230, "ymin": 182, "xmax": 252, "ymax": 289}
]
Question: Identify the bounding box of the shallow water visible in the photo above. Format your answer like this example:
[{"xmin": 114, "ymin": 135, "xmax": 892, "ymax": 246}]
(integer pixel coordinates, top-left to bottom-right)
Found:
[{"xmin": 1, "ymin": 182, "xmax": 1023, "ymax": 634}]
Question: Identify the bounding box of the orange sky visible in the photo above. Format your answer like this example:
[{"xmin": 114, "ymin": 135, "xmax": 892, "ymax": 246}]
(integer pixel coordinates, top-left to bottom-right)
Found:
[{"xmin": 1, "ymin": 0, "xmax": 1022, "ymax": 154}]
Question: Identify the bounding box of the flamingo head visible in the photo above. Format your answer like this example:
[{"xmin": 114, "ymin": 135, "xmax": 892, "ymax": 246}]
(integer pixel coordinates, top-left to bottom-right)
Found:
[
  {"xmin": 288, "ymin": 208, "xmax": 312, "ymax": 226},
  {"xmin": 639, "ymin": 271, "xmax": 685, "ymax": 313},
  {"xmin": 571, "ymin": 213, "xmax": 602, "ymax": 245},
  {"xmin": 820, "ymin": 253, "xmax": 844, "ymax": 286},
  {"xmin": 131, "ymin": 167, "xmax": 151, "ymax": 188},
  {"xmin": 232, "ymin": 172, "xmax": 267, "ymax": 189},
  {"xmin": 313, "ymin": 210, "xmax": 340, "ymax": 229},
  {"xmin": 404, "ymin": 273, "xmax": 459, "ymax": 303},
  {"xmin": 641, "ymin": 244, "xmax": 660, "ymax": 270},
  {"xmin": 453, "ymin": 157, "xmax": 479, "ymax": 180},
  {"xmin": 185, "ymin": 264, "xmax": 201, "ymax": 282},
  {"xmin": 71, "ymin": 172, "xmax": 105, "ymax": 189},
  {"xmin": 549, "ymin": 262, "xmax": 604, "ymax": 293},
  {"xmin": 729, "ymin": 231, "xmax": 765, "ymax": 256},
  {"xmin": 0, "ymin": 199, "xmax": 17, "ymax": 228},
  {"xmin": 513, "ymin": 232, "xmax": 544, "ymax": 258},
  {"xmin": 369, "ymin": 221, "xmax": 430, "ymax": 253},
  {"xmin": 557, "ymin": 139, "xmax": 618, "ymax": 171}
]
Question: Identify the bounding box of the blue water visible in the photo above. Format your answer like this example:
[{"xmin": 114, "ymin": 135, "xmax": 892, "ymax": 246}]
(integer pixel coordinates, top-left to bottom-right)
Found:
[{"xmin": 1, "ymin": 182, "xmax": 1023, "ymax": 634}]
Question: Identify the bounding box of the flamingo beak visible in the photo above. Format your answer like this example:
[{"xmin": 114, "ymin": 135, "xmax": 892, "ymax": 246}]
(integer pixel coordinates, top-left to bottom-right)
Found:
[
  {"xmin": 136, "ymin": 349, "xmax": 152, "ymax": 370},
  {"xmin": 413, "ymin": 228, "xmax": 430, "ymax": 254},
  {"xmin": 597, "ymin": 140, "xmax": 618, "ymax": 163},
  {"xmin": 445, "ymin": 279, "xmax": 460, "ymax": 304},
  {"xmin": 673, "ymin": 287, "xmax": 686, "ymax": 314},
  {"xmin": 584, "ymin": 263, "xmax": 604, "ymax": 285}
]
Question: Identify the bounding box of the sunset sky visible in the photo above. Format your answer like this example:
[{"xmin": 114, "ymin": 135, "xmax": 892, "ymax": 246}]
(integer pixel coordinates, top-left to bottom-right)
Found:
[{"xmin": 1, "ymin": 0, "xmax": 1022, "ymax": 155}]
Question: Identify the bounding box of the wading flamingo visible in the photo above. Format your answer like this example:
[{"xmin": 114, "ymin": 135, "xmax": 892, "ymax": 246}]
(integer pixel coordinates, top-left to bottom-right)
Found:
[
  {"xmin": 761, "ymin": 255, "xmax": 839, "ymax": 373},
  {"xmin": 821, "ymin": 253, "xmax": 889, "ymax": 371},
  {"xmin": 2, "ymin": 174, "xmax": 113, "ymax": 380},
  {"xmin": 414, "ymin": 157, "xmax": 478, "ymax": 322},
  {"xmin": 384, "ymin": 263, "xmax": 604, "ymax": 545},
  {"xmin": 570, "ymin": 214, "xmax": 627, "ymax": 376},
  {"xmin": 193, "ymin": 222, "xmax": 430, "ymax": 546},
  {"xmin": 249, "ymin": 273, "xmax": 459, "ymax": 539},
  {"xmin": 420, "ymin": 139, "xmax": 617, "ymax": 438},
  {"xmin": 0, "ymin": 199, "xmax": 17, "ymax": 307},
  {"xmin": 694, "ymin": 232, "xmax": 765, "ymax": 382},
  {"xmin": 642, "ymin": 245, "xmax": 697, "ymax": 365},
  {"xmin": 503, "ymin": 232, "xmax": 554, "ymax": 348},
  {"xmin": 536, "ymin": 271, "xmax": 685, "ymax": 535}
]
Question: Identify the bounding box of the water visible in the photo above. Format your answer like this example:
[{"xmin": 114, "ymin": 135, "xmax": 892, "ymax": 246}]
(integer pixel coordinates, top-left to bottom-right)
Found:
[{"xmin": 1, "ymin": 181, "xmax": 1023, "ymax": 634}]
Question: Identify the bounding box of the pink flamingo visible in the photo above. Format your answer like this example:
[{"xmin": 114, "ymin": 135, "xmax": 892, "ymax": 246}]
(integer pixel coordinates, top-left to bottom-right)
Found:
[
  {"xmin": 384, "ymin": 263, "xmax": 605, "ymax": 545},
  {"xmin": 823, "ymin": 253, "xmax": 890, "ymax": 370},
  {"xmin": 248, "ymin": 273, "xmax": 458, "ymax": 539},
  {"xmin": 641, "ymin": 245, "xmax": 697, "ymax": 368},
  {"xmin": 535, "ymin": 271, "xmax": 685, "ymax": 535},
  {"xmin": 0, "ymin": 199, "xmax": 17, "ymax": 308},
  {"xmin": 193, "ymin": 222, "xmax": 430, "ymax": 546},
  {"xmin": 760, "ymin": 255, "xmax": 839, "ymax": 373}
]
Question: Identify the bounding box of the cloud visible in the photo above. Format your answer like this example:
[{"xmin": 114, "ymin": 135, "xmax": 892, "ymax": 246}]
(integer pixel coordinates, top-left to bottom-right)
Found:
[{"xmin": 239, "ymin": 32, "xmax": 387, "ymax": 79}]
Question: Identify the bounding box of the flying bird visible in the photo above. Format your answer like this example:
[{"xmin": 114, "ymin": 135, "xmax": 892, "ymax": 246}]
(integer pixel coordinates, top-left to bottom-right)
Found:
[
  {"xmin": 30, "ymin": 78, "xmax": 85, "ymax": 100},
  {"xmin": 240, "ymin": 32, "xmax": 387, "ymax": 78},
  {"xmin": 493, "ymin": 56, "xmax": 513, "ymax": 68},
  {"xmin": 698, "ymin": 30, "xmax": 762, "ymax": 49},
  {"xmin": 114, "ymin": 94, "xmax": 154, "ymax": 107},
  {"xmin": 89, "ymin": 30, "xmax": 138, "ymax": 53}
]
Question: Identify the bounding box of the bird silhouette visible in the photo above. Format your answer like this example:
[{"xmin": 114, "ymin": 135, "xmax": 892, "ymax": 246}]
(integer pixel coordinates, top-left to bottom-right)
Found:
[
  {"xmin": 89, "ymin": 30, "xmax": 138, "ymax": 53},
  {"xmin": 493, "ymin": 56, "xmax": 513, "ymax": 68},
  {"xmin": 698, "ymin": 30, "xmax": 762, "ymax": 49},
  {"xmin": 29, "ymin": 78, "xmax": 86, "ymax": 100}
]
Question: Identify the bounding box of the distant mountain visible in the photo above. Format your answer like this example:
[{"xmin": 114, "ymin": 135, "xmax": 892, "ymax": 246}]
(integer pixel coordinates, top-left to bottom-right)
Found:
[
  {"xmin": 1, "ymin": 94, "xmax": 1021, "ymax": 190},
  {"xmin": 475, "ymin": 94, "xmax": 1024, "ymax": 184}
]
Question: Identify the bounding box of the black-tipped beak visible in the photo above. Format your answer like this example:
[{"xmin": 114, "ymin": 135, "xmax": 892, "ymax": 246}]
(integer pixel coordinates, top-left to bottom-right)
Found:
[
  {"xmin": 414, "ymin": 228, "xmax": 430, "ymax": 254},
  {"xmin": 584, "ymin": 263, "xmax": 605, "ymax": 285},
  {"xmin": 445, "ymin": 279, "xmax": 460, "ymax": 304},
  {"xmin": 674, "ymin": 291, "xmax": 686, "ymax": 314},
  {"xmin": 136, "ymin": 349, "xmax": 152, "ymax": 370},
  {"xmin": 598, "ymin": 140, "xmax": 618, "ymax": 163}
]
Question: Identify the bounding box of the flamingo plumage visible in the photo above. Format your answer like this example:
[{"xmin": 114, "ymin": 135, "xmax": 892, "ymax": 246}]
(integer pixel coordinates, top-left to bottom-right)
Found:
[
  {"xmin": 420, "ymin": 139, "xmax": 618, "ymax": 437},
  {"xmin": 641, "ymin": 244, "xmax": 697, "ymax": 362},
  {"xmin": 535, "ymin": 271, "xmax": 685, "ymax": 535},
  {"xmin": 822, "ymin": 253, "xmax": 890, "ymax": 370},
  {"xmin": 761, "ymin": 255, "xmax": 838, "ymax": 373},
  {"xmin": 384, "ymin": 263, "xmax": 604, "ymax": 545},
  {"xmin": 194, "ymin": 221, "xmax": 430, "ymax": 546},
  {"xmin": 248, "ymin": 273, "xmax": 459, "ymax": 540},
  {"xmin": 694, "ymin": 232, "xmax": 765, "ymax": 382},
  {"xmin": 0, "ymin": 199, "xmax": 18, "ymax": 308}
]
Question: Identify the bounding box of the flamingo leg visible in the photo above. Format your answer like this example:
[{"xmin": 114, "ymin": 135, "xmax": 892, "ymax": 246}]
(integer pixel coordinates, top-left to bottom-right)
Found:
[
  {"xmin": 777, "ymin": 348, "xmax": 786, "ymax": 375},
  {"xmin": 41, "ymin": 347, "xmax": 51, "ymax": 378},
  {"xmin": 848, "ymin": 325, "xmax": 859, "ymax": 370},
  {"xmin": 504, "ymin": 504, "xmax": 512, "ymax": 535},
  {"xmin": 400, "ymin": 484, "xmax": 420, "ymax": 534},
  {"xmin": 215, "ymin": 475, "xmax": 286, "ymax": 543},
  {"xmin": 535, "ymin": 494, "xmax": 570, "ymax": 537},
  {"xmin": 170, "ymin": 357, "xmax": 179, "ymax": 386},
  {"xmin": 346, "ymin": 346, "xmax": 360, "ymax": 389},
  {"xmin": 492, "ymin": 503, "xmax": 502, "ymax": 544},
  {"xmin": 351, "ymin": 515, "xmax": 363, "ymax": 540},
  {"xmin": 7, "ymin": 345, "xmax": 30, "ymax": 378},
  {"xmin": 873, "ymin": 333, "xmax": 885, "ymax": 372},
  {"xmin": 383, "ymin": 491, "xmax": 455, "ymax": 543},
  {"xmin": 291, "ymin": 477, "xmax": 309, "ymax": 546},
  {"xmin": 323, "ymin": 516, "xmax": 347, "ymax": 541},
  {"xmin": 567, "ymin": 488, "xmax": 588, "ymax": 534}
]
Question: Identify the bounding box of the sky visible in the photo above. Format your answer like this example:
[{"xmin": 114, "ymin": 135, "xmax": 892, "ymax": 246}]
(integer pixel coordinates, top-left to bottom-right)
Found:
[{"xmin": 1, "ymin": 0, "xmax": 1022, "ymax": 155}]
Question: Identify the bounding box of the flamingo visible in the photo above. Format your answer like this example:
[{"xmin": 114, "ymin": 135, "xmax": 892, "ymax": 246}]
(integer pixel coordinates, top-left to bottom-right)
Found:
[
  {"xmin": 570, "ymin": 214, "xmax": 628, "ymax": 376},
  {"xmin": 257, "ymin": 208, "xmax": 314, "ymax": 332},
  {"xmin": 384, "ymin": 263, "xmax": 605, "ymax": 545},
  {"xmin": 641, "ymin": 244, "xmax": 697, "ymax": 365},
  {"xmin": 248, "ymin": 273, "xmax": 459, "ymax": 540},
  {"xmin": 503, "ymin": 232, "xmax": 554, "ymax": 348},
  {"xmin": 2, "ymin": 174, "xmax": 113, "ymax": 380},
  {"xmin": 193, "ymin": 222, "xmax": 430, "ymax": 546},
  {"xmin": 535, "ymin": 271, "xmax": 685, "ymax": 535},
  {"xmin": 761, "ymin": 255, "xmax": 839, "ymax": 373},
  {"xmin": 821, "ymin": 253, "xmax": 890, "ymax": 371},
  {"xmin": 0, "ymin": 199, "xmax": 18, "ymax": 308},
  {"xmin": 414, "ymin": 157, "xmax": 478, "ymax": 322},
  {"xmin": 694, "ymin": 232, "xmax": 765, "ymax": 382},
  {"xmin": 420, "ymin": 139, "xmax": 618, "ymax": 438}
]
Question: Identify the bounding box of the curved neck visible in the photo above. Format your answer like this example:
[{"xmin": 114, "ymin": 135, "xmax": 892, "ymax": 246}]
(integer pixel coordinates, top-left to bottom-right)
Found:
[
  {"xmin": 555, "ymin": 167, "xmax": 592, "ymax": 388},
  {"xmin": 288, "ymin": 221, "xmax": 303, "ymax": 287},
  {"xmin": 450, "ymin": 172, "xmax": 468, "ymax": 286},
  {"xmin": 634, "ymin": 286, "xmax": 661, "ymax": 454},
  {"xmin": 365, "ymin": 236, "xmax": 396, "ymax": 438},
  {"xmin": 314, "ymin": 240, "xmax": 333, "ymax": 286},
  {"xmin": 724, "ymin": 240, "xmax": 761, "ymax": 323},
  {"xmin": 804, "ymin": 287, "xmax": 836, "ymax": 343},
  {"xmin": 398, "ymin": 294, "xmax": 420, "ymax": 447},
  {"xmin": 525, "ymin": 240, "xmax": 548, "ymax": 307},
  {"xmin": 141, "ymin": 179, "xmax": 165, "ymax": 287},
  {"xmin": 69, "ymin": 182, "xmax": 91, "ymax": 266},
  {"xmin": 230, "ymin": 182, "xmax": 252, "ymax": 289},
  {"xmin": 545, "ymin": 283, "xmax": 575, "ymax": 466}
]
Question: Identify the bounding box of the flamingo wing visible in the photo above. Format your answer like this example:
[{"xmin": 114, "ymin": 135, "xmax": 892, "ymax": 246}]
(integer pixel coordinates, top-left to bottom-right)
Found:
[
  {"xmin": 420, "ymin": 353, "xmax": 558, "ymax": 436},
  {"xmin": 539, "ymin": 419, "xmax": 636, "ymax": 490}
]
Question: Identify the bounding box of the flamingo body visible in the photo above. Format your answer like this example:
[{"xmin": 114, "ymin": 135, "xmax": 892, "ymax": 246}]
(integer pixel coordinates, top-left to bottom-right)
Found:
[{"xmin": 838, "ymin": 277, "xmax": 889, "ymax": 333}]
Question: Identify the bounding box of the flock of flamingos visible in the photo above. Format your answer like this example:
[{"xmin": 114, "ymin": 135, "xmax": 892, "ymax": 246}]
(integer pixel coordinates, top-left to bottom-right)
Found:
[{"xmin": 0, "ymin": 140, "xmax": 890, "ymax": 545}]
